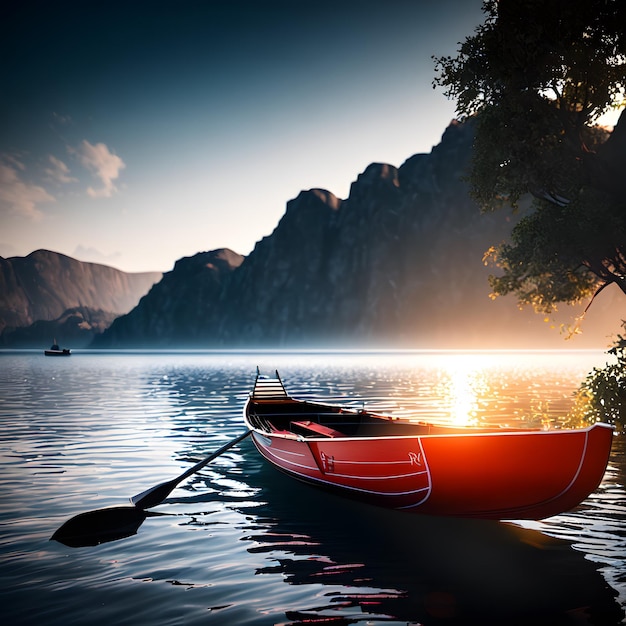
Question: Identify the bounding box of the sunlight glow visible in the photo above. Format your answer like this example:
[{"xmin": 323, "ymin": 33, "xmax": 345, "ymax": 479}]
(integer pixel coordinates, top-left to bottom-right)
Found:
[
  {"xmin": 596, "ymin": 105, "xmax": 625, "ymax": 128},
  {"xmin": 438, "ymin": 354, "xmax": 495, "ymax": 426}
]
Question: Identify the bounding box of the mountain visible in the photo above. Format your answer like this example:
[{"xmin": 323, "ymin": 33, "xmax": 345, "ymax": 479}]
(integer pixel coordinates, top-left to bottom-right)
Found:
[
  {"xmin": 94, "ymin": 119, "xmax": 623, "ymax": 349},
  {"xmin": 2, "ymin": 307, "xmax": 119, "ymax": 349},
  {"xmin": 0, "ymin": 250, "xmax": 161, "ymax": 347},
  {"xmin": 92, "ymin": 249, "xmax": 243, "ymax": 347}
]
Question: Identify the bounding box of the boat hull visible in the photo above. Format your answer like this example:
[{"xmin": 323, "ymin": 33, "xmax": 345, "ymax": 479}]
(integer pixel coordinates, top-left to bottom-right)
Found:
[{"xmin": 244, "ymin": 396, "xmax": 613, "ymax": 520}]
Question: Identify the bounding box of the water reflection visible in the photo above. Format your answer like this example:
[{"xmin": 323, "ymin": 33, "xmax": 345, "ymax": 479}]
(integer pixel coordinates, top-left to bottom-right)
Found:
[
  {"xmin": 273, "ymin": 351, "xmax": 601, "ymax": 430},
  {"xmin": 520, "ymin": 436, "xmax": 626, "ymax": 611},
  {"xmin": 51, "ymin": 459, "xmax": 624, "ymax": 624},
  {"xmin": 237, "ymin": 464, "xmax": 624, "ymax": 625},
  {"xmin": 3, "ymin": 351, "xmax": 624, "ymax": 626},
  {"xmin": 437, "ymin": 354, "xmax": 486, "ymax": 426}
]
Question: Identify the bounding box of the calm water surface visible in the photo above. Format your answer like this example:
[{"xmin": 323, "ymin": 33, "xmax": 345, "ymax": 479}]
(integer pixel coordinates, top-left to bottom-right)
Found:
[{"xmin": 0, "ymin": 350, "xmax": 624, "ymax": 625}]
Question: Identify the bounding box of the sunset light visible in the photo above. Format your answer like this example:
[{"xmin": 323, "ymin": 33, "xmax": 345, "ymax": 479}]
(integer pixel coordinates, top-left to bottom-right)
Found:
[
  {"xmin": 2, "ymin": 0, "xmax": 625, "ymax": 621},
  {"xmin": 442, "ymin": 357, "xmax": 483, "ymax": 426}
]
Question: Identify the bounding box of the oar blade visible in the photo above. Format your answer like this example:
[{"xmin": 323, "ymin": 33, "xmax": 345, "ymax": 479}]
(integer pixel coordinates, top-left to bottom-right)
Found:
[
  {"xmin": 131, "ymin": 479, "xmax": 178, "ymax": 510},
  {"xmin": 51, "ymin": 506, "xmax": 148, "ymax": 547}
]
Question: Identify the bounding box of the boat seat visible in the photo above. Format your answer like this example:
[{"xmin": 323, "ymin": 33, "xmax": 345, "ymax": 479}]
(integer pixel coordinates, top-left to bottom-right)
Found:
[{"xmin": 290, "ymin": 420, "xmax": 342, "ymax": 438}]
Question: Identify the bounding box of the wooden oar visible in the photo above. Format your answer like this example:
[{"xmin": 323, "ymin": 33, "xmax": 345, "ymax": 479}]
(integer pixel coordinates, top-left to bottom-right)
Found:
[{"xmin": 130, "ymin": 430, "xmax": 252, "ymax": 509}]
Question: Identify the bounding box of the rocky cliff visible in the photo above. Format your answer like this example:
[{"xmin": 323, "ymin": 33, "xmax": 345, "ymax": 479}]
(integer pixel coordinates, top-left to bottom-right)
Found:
[
  {"xmin": 94, "ymin": 119, "xmax": 623, "ymax": 349},
  {"xmin": 92, "ymin": 249, "xmax": 243, "ymax": 347},
  {"xmin": 0, "ymin": 250, "xmax": 161, "ymax": 346}
]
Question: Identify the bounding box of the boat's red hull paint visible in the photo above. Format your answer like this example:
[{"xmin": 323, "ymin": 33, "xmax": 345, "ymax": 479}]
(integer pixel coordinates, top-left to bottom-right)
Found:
[{"xmin": 245, "ymin": 399, "xmax": 613, "ymax": 520}]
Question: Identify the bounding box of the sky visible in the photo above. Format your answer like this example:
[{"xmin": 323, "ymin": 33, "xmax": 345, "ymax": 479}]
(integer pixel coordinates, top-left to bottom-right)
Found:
[{"xmin": 1, "ymin": 1, "xmax": 619, "ymax": 274}]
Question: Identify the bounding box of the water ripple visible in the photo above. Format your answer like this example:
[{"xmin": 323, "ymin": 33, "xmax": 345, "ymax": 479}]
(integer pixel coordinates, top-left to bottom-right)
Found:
[{"xmin": 0, "ymin": 350, "xmax": 624, "ymax": 625}]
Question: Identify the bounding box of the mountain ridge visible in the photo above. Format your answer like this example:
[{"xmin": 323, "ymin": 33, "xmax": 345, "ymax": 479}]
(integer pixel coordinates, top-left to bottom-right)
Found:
[
  {"xmin": 0, "ymin": 249, "xmax": 161, "ymax": 346},
  {"xmin": 93, "ymin": 119, "xmax": 624, "ymax": 349}
]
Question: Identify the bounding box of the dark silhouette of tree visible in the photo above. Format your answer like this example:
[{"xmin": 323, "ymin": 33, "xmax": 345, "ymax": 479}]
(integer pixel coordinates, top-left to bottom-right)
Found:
[{"xmin": 433, "ymin": 0, "xmax": 626, "ymax": 319}]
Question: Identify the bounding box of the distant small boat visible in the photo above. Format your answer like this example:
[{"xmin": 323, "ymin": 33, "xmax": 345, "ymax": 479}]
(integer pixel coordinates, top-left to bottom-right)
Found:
[
  {"xmin": 44, "ymin": 340, "xmax": 71, "ymax": 356},
  {"xmin": 244, "ymin": 370, "xmax": 614, "ymax": 520}
]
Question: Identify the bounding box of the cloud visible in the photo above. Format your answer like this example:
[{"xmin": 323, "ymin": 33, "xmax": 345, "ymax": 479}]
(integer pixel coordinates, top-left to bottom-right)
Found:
[
  {"xmin": 0, "ymin": 155, "xmax": 54, "ymax": 219},
  {"xmin": 72, "ymin": 245, "xmax": 122, "ymax": 266},
  {"xmin": 44, "ymin": 155, "xmax": 77, "ymax": 184},
  {"xmin": 73, "ymin": 140, "xmax": 125, "ymax": 198},
  {"xmin": 51, "ymin": 112, "xmax": 72, "ymax": 127}
]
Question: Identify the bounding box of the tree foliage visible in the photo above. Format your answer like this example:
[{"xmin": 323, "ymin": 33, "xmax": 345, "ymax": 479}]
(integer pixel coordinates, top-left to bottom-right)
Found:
[
  {"xmin": 433, "ymin": 0, "xmax": 626, "ymax": 316},
  {"xmin": 570, "ymin": 322, "xmax": 626, "ymax": 432}
]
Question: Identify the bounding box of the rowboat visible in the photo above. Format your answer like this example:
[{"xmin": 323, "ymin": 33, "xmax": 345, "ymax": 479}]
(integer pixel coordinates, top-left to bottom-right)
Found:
[{"xmin": 243, "ymin": 370, "xmax": 614, "ymax": 520}]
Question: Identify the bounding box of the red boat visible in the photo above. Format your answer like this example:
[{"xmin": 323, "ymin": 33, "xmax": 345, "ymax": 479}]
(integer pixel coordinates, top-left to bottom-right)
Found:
[{"xmin": 243, "ymin": 371, "xmax": 614, "ymax": 520}]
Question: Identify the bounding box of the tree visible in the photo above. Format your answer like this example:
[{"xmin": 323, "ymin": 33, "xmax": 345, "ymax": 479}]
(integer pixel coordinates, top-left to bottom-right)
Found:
[
  {"xmin": 433, "ymin": 0, "xmax": 626, "ymax": 319},
  {"xmin": 570, "ymin": 322, "xmax": 626, "ymax": 433}
]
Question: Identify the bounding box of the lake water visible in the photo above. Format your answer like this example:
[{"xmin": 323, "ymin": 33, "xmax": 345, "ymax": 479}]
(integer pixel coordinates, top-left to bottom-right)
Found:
[{"xmin": 1, "ymin": 350, "xmax": 624, "ymax": 625}]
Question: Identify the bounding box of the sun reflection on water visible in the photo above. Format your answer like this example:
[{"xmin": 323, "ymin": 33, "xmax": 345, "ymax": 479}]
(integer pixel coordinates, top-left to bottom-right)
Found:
[
  {"xmin": 380, "ymin": 351, "xmax": 600, "ymax": 429},
  {"xmin": 434, "ymin": 353, "xmax": 500, "ymax": 426},
  {"xmin": 439, "ymin": 357, "xmax": 480, "ymax": 426}
]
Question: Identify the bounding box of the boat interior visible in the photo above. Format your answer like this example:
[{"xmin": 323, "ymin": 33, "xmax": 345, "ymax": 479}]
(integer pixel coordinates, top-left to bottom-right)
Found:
[{"xmin": 247, "ymin": 372, "xmax": 527, "ymax": 439}]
